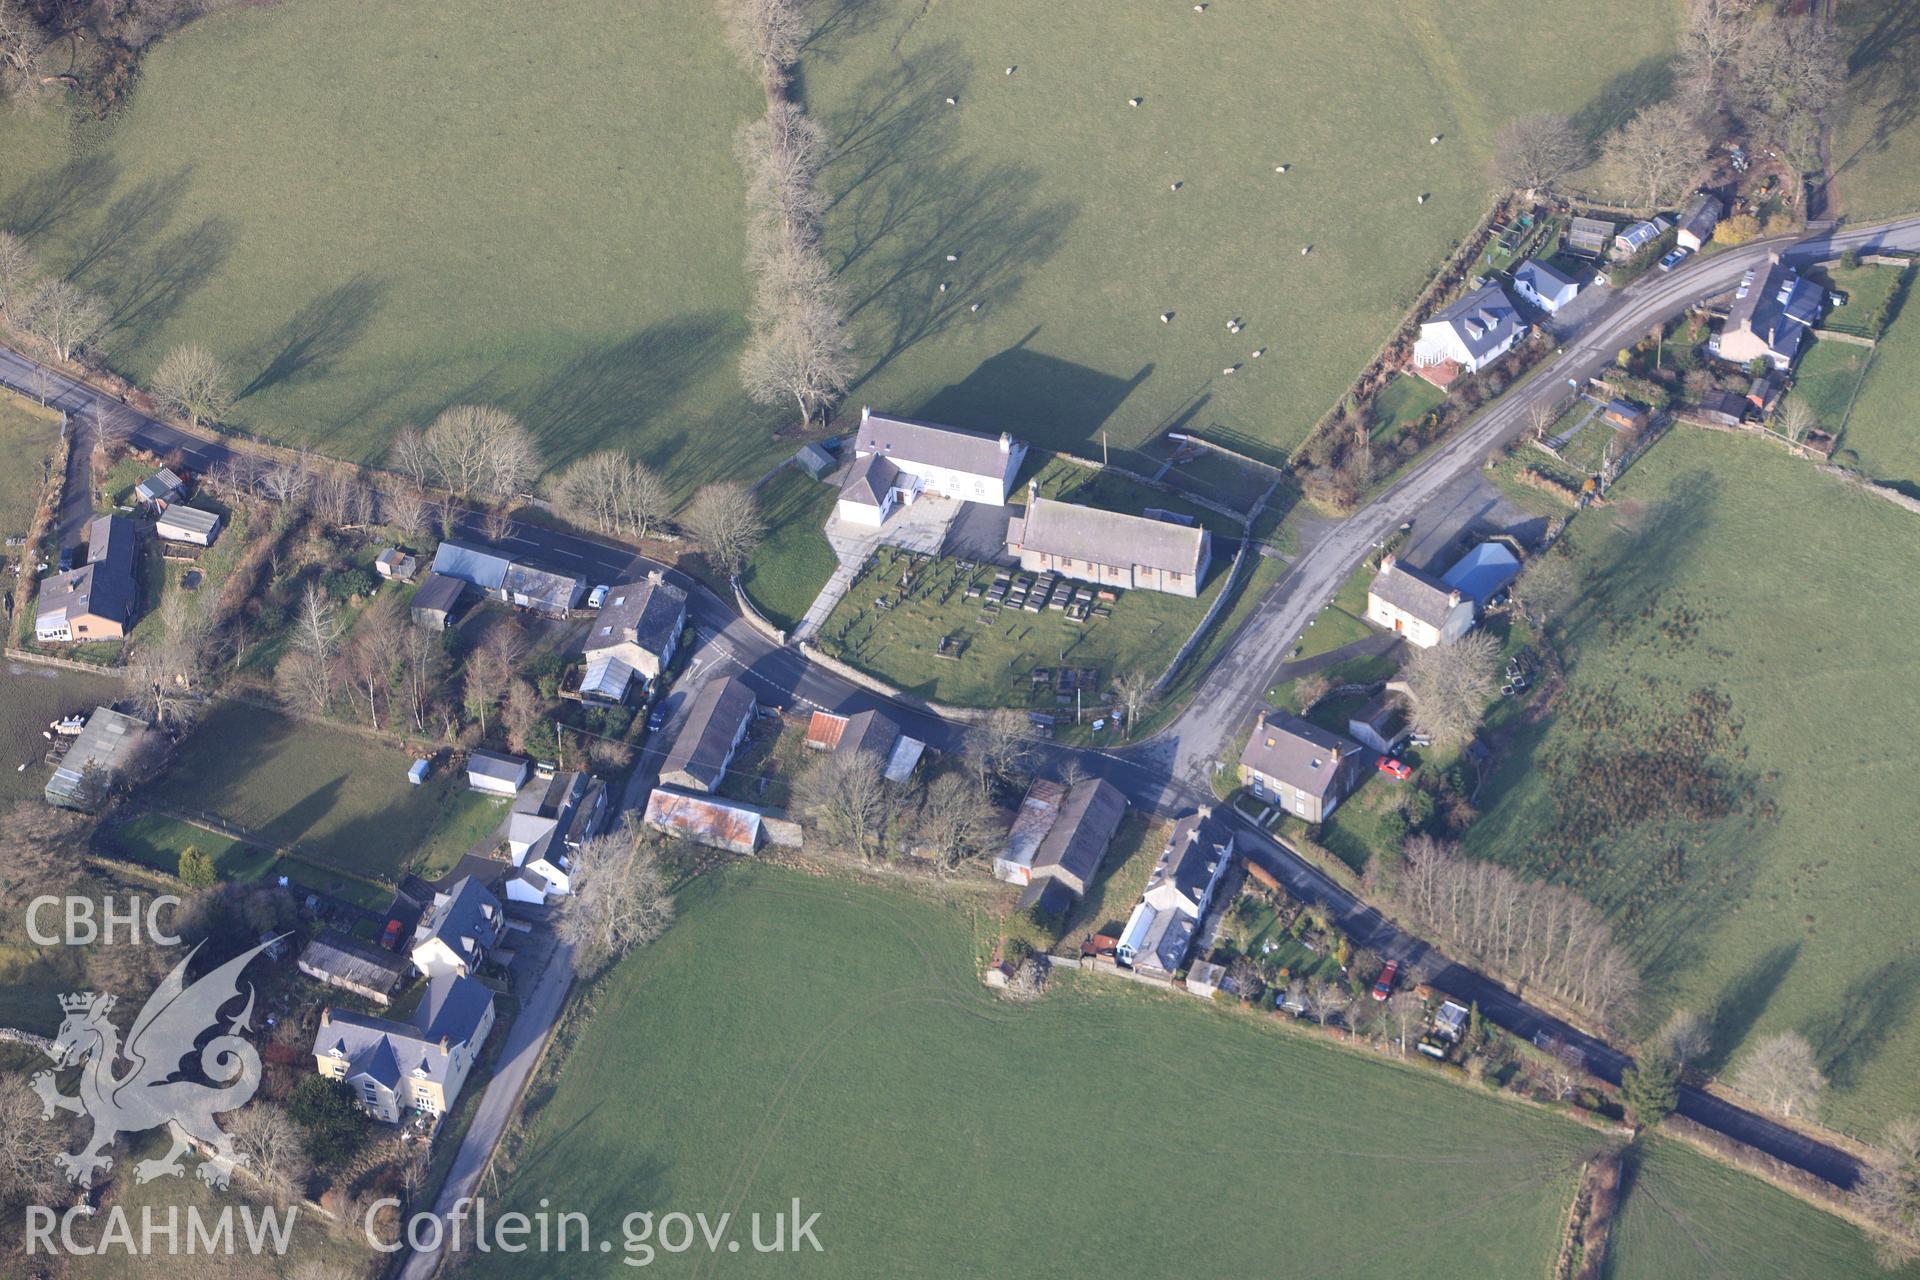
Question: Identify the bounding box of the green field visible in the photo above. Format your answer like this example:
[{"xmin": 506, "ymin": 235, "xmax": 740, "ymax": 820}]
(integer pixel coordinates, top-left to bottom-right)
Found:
[
  {"xmin": 141, "ymin": 699, "xmax": 499, "ymax": 885},
  {"xmin": 1464, "ymin": 429, "xmax": 1920, "ymax": 1132},
  {"xmin": 1835, "ymin": 292, "xmax": 1920, "ymax": 493},
  {"xmin": 739, "ymin": 466, "xmax": 841, "ymax": 634},
  {"xmin": 0, "ymin": 0, "xmax": 774, "ymax": 499},
  {"xmin": 1605, "ymin": 1137, "xmax": 1905, "ymax": 1280},
  {"xmin": 1790, "ymin": 336, "xmax": 1872, "ymax": 436},
  {"xmin": 0, "ymin": 390, "xmax": 59, "ymax": 538},
  {"xmin": 816, "ymin": 545, "xmax": 1219, "ymax": 711},
  {"xmin": 801, "ymin": 0, "xmax": 1679, "ymax": 469},
  {"xmin": 1832, "ymin": 4, "xmax": 1920, "ymax": 222},
  {"xmin": 0, "ymin": 663, "xmax": 125, "ymax": 807},
  {"xmin": 468, "ymin": 863, "xmax": 1606, "ymax": 1278}
]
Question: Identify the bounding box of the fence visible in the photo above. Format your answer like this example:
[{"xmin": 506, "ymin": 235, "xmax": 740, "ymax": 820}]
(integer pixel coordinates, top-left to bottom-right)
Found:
[
  {"xmin": 1152, "ymin": 531, "xmax": 1251, "ymax": 694},
  {"xmin": 4, "ymin": 645, "xmax": 126, "ymax": 675},
  {"xmin": 796, "ymin": 641, "xmax": 995, "ymax": 724}
]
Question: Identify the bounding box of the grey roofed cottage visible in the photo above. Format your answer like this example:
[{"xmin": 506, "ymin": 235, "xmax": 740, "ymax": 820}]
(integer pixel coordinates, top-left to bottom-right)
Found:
[
  {"xmin": 1116, "ymin": 808, "xmax": 1235, "ymax": 978},
  {"xmin": 1364, "ymin": 552, "xmax": 1474, "ymax": 648},
  {"xmin": 311, "ymin": 973, "xmax": 495, "ymax": 1122},
  {"xmin": 837, "ymin": 451, "xmax": 900, "ymax": 511},
  {"xmin": 1014, "ymin": 777, "xmax": 1127, "ymax": 915},
  {"xmin": 658, "ymin": 675, "xmax": 756, "ymax": 792},
  {"xmin": 35, "ymin": 514, "xmax": 138, "ymax": 642},
  {"xmin": 1412, "ymin": 283, "xmax": 1523, "ymax": 374},
  {"xmin": 503, "ymin": 561, "xmax": 584, "ymax": 615},
  {"xmin": 1005, "ymin": 494, "xmax": 1211, "ymax": 597},
  {"xmin": 467, "ymin": 749, "xmax": 531, "ymax": 796},
  {"xmin": 154, "ymin": 505, "xmax": 221, "ymax": 545},
  {"xmin": 1693, "ymin": 388, "xmax": 1749, "ymax": 427},
  {"xmin": 853, "ymin": 410, "xmax": 1023, "ymax": 488},
  {"xmin": 994, "ymin": 777, "xmax": 1068, "ymax": 884},
  {"xmin": 803, "ymin": 707, "xmax": 924, "ymax": 782},
  {"xmin": 1718, "ymin": 253, "xmax": 1825, "ymax": 370},
  {"xmin": 1676, "ymin": 192, "xmax": 1724, "ymax": 250},
  {"xmin": 410, "ymin": 573, "xmax": 466, "ymax": 629},
  {"xmin": 1510, "ymin": 258, "xmax": 1579, "ymax": 313},
  {"xmin": 1238, "ymin": 713, "xmax": 1364, "ymax": 823},
  {"xmin": 431, "ymin": 540, "xmax": 512, "ymax": 591},
  {"xmin": 45, "ymin": 706, "xmax": 153, "ymax": 809},
  {"xmin": 297, "ymin": 927, "xmax": 410, "ymax": 1005},
  {"xmin": 584, "ymin": 573, "xmax": 687, "ymax": 685}
]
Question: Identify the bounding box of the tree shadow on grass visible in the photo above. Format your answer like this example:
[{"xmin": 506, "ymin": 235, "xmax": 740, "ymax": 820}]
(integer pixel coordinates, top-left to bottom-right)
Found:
[
  {"xmin": 508, "ymin": 311, "xmax": 745, "ymax": 476},
  {"xmin": 1831, "ymin": 0, "xmax": 1920, "ymax": 191},
  {"xmin": 1568, "ymin": 54, "xmax": 1677, "ymax": 142},
  {"xmin": 1803, "ymin": 951, "xmax": 1920, "ymax": 1091},
  {"xmin": 820, "ymin": 43, "xmax": 1076, "ymax": 387},
  {"xmin": 238, "ymin": 274, "xmax": 390, "ymax": 400},
  {"xmin": 1701, "ymin": 941, "xmax": 1799, "ymax": 1075},
  {"xmin": 1557, "ymin": 466, "xmax": 1720, "ymax": 664},
  {"xmin": 915, "ymin": 335, "xmax": 1150, "ymax": 454},
  {"xmin": 65, "ymin": 167, "xmax": 194, "ymax": 280},
  {"xmin": 98, "ymin": 215, "xmax": 237, "ymax": 354},
  {"xmin": 1, "ymin": 154, "xmax": 118, "ymax": 240}
]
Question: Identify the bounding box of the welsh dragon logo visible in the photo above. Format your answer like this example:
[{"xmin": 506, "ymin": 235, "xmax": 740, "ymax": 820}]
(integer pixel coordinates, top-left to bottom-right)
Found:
[{"xmin": 30, "ymin": 937, "xmax": 278, "ymax": 1190}]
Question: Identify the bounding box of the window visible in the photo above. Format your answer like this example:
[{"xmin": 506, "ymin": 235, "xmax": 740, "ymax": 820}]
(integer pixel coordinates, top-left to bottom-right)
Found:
[
  {"xmin": 1294, "ymin": 796, "xmax": 1308, "ymax": 816},
  {"xmin": 1170, "ymin": 573, "xmax": 1182, "ymax": 583}
]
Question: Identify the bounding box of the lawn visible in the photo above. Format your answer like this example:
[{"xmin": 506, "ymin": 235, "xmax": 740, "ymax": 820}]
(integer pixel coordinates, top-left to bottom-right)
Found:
[
  {"xmin": 0, "ymin": 0, "xmax": 777, "ymax": 502},
  {"xmin": 1805, "ymin": 263, "xmax": 1907, "ymax": 340},
  {"xmin": 1370, "ymin": 371, "xmax": 1446, "ymax": 439},
  {"xmin": 141, "ymin": 699, "xmax": 498, "ymax": 885},
  {"xmin": 798, "ymin": 0, "xmax": 1680, "ymax": 470},
  {"xmin": 815, "ymin": 545, "xmax": 1223, "ymax": 711},
  {"xmin": 1834, "ymin": 288, "xmax": 1920, "ymax": 494},
  {"xmin": 1463, "ymin": 428, "xmax": 1920, "ymax": 1133},
  {"xmin": 1288, "ymin": 557, "xmax": 1377, "ymax": 661},
  {"xmin": 1790, "ymin": 337, "xmax": 1872, "ymax": 437},
  {"xmin": 0, "ymin": 389, "xmax": 59, "ymax": 538},
  {"xmin": 469, "ymin": 863, "xmax": 1605, "ymax": 1278},
  {"xmin": 1604, "ymin": 1137, "xmax": 1906, "ymax": 1280},
  {"xmin": 739, "ymin": 466, "xmax": 841, "ymax": 634}
]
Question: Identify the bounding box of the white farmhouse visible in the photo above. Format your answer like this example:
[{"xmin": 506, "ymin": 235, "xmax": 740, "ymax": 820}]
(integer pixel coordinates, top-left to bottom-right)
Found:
[
  {"xmin": 1364, "ymin": 553, "xmax": 1475, "ymax": 648},
  {"xmin": 1411, "ymin": 283, "xmax": 1524, "ymax": 375},
  {"xmin": 1510, "ymin": 259, "xmax": 1579, "ymax": 314},
  {"xmin": 834, "ymin": 407, "xmax": 1027, "ymax": 527}
]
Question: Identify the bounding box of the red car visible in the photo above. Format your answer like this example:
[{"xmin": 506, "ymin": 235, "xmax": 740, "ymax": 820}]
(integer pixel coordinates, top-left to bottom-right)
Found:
[
  {"xmin": 1372, "ymin": 959, "xmax": 1400, "ymax": 1001},
  {"xmin": 381, "ymin": 918, "xmax": 404, "ymax": 950},
  {"xmin": 1377, "ymin": 757, "xmax": 1413, "ymax": 781}
]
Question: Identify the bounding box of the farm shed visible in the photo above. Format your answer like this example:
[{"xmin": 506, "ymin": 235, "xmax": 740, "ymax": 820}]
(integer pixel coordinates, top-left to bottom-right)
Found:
[
  {"xmin": 155, "ymin": 504, "xmax": 221, "ymax": 546},
  {"xmin": 410, "ymin": 573, "xmax": 466, "ymax": 630},
  {"xmin": 467, "ymin": 749, "xmax": 531, "ymax": 796}
]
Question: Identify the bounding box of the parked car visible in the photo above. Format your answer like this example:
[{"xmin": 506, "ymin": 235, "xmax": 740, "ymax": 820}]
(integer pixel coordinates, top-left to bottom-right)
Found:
[
  {"xmin": 380, "ymin": 919, "xmax": 404, "ymax": 950},
  {"xmin": 1372, "ymin": 959, "xmax": 1400, "ymax": 1001},
  {"xmin": 587, "ymin": 583, "xmax": 609, "ymax": 609},
  {"xmin": 1657, "ymin": 246, "xmax": 1692, "ymax": 272},
  {"xmin": 647, "ymin": 704, "xmax": 668, "ymax": 732},
  {"xmin": 1377, "ymin": 757, "xmax": 1413, "ymax": 781},
  {"xmin": 56, "ymin": 546, "xmax": 74, "ymax": 571}
]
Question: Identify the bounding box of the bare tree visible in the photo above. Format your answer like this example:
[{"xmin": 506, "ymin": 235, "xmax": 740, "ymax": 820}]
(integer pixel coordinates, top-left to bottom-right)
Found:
[
  {"xmin": 1384, "ymin": 990, "xmax": 1423, "ymax": 1056},
  {"xmin": 916, "ymin": 771, "xmax": 991, "ymax": 869},
  {"xmin": 1677, "ymin": 0, "xmax": 1754, "ymax": 112},
  {"xmin": 23, "ymin": 278, "xmax": 108, "ymax": 362},
  {"xmin": 0, "ymin": 0, "xmax": 54, "ymax": 113},
  {"xmin": 1600, "ymin": 101, "xmax": 1709, "ymax": 211},
  {"xmin": 279, "ymin": 583, "xmax": 344, "ymax": 712},
  {"xmin": 1526, "ymin": 399, "xmax": 1558, "ymax": 441},
  {"xmin": 1855, "ymin": 1117, "xmax": 1920, "ymax": 1269},
  {"xmin": 424, "ymin": 404, "xmax": 539, "ymax": 500},
  {"xmin": 684, "ymin": 481, "xmax": 765, "ymax": 577},
  {"xmin": 1515, "ymin": 550, "xmax": 1579, "ymax": 628},
  {"xmin": 1306, "ymin": 978, "xmax": 1349, "ymax": 1029},
  {"xmin": 344, "ymin": 597, "xmax": 402, "ymax": 730},
  {"xmin": 0, "ymin": 227, "xmax": 37, "ymax": 323},
  {"xmin": 1734, "ymin": 16, "xmax": 1843, "ymax": 166},
  {"xmin": 92, "ymin": 398, "xmax": 134, "ymax": 454},
  {"xmin": 1773, "ymin": 394, "xmax": 1817, "ymax": 442},
  {"xmin": 150, "ymin": 344, "xmax": 232, "ymax": 429},
  {"xmin": 480, "ymin": 505, "xmax": 514, "ymax": 544},
  {"xmin": 739, "ymin": 289, "xmax": 855, "ymax": 430},
  {"xmin": 257, "ymin": 456, "xmax": 312, "ymax": 508},
  {"xmin": 1731, "ymin": 1031, "xmax": 1825, "ymax": 1119},
  {"xmin": 966, "ymin": 708, "xmax": 1034, "ymax": 797},
  {"xmin": 1655, "ymin": 1008, "xmax": 1711, "ymax": 1072},
  {"xmin": 502, "ymin": 679, "xmax": 540, "ymax": 754},
  {"xmin": 384, "ymin": 483, "xmax": 428, "ymax": 540},
  {"xmin": 738, "ymin": 100, "xmax": 829, "ymax": 241},
  {"xmin": 398, "ymin": 622, "xmax": 445, "ymax": 733},
  {"xmin": 0, "ymin": 1073, "xmax": 67, "ymax": 1210},
  {"xmin": 798, "ymin": 749, "xmax": 894, "ymax": 859},
  {"xmin": 1111, "ymin": 670, "xmax": 1157, "ymax": 738},
  {"xmin": 387, "ymin": 426, "xmax": 435, "ymax": 490},
  {"xmin": 227, "ymin": 1103, "xmax": 310, "ymax": 1206},
  {"xmin": 553, "ymin": 451, "xmax": 670, "ymax": 541},
  {"xmin": 556, "ymin": 817, "xmax": 676, "ymax": 975},
  {"xmin": 1490, "ymin": 112, "xmax": 1589, "ymax": 194},
  {"xmin": 1402, "ymin": 630, "xmax": 1502, "ymax": 746},
  {"xmin": 721, "ymin": 0, "xmax": 809, "ymax": 90}
]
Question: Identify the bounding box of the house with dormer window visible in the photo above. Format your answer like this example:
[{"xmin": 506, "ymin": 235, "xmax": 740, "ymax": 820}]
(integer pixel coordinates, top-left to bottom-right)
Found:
[
  {"xmin": 1412, "ymin": 284, "xmax": 1525, "ymax": 376},
  {"xmin": 311, "ymin": 973, "xmax": 495, "ymax": 1122}
]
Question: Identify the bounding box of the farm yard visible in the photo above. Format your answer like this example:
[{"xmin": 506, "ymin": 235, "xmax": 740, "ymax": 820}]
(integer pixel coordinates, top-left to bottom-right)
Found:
[
  {"xmin": 468, "ymin": 863, "xmax": 1603, "ymax": 1279},
  {"xmin": 814, "ymin": 544, "xmax": 1221, "ymax": 715},
  {"xmin": 1463, "ymin": 428, "xmax": 1920, "ymax": 1133}
]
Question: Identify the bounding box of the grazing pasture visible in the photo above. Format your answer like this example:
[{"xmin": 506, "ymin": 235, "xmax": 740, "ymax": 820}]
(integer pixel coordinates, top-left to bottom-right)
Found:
[
  {"xmin": 1833, "ymin": 290, "xmax": 1920, "ymax": 494},
  {"xmin": 1464, "ymin": 429, "xmax": 1920, "ymax": 1132},
  {"xmin": 466, "ymin": 863, "xmax": 1606, "ymax": 1279}
]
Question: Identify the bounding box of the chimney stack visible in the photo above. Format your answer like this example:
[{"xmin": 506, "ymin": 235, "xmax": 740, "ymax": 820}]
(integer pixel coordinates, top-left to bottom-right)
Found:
[
  {"xmin": 320, "ymin": 1006, "xmax": 331, "ymax": 1026},
  {"xmin": 1447, "ymin": 589, "xmax": 1462, "ymax": 608},
  {"xmin": 1380, "ymin": 553, "xmax": 1396, "ymax": 574},
  {"xmin": 440, "ymin": 1035, "xmax": 450, "ymax": 1052},
  {"xmin": 999, "ymin": 431, "xmax": 1012, "ymax": 453},
  {"xmin": 860, "ymin": 405, "xmax": 871, "ymax": 423}
]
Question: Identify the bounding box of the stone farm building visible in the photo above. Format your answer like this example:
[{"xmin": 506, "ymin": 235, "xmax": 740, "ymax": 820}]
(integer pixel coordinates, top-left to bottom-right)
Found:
[
  {"xmin": 581, "ymin": 572, "xmax": 688, "ymax": 704},
  {"xmin": 410, "ymin": 573, "xmax": 466, "ymax": 630},
  {"xmin": 1013, "ymin": 777, "xmax": 1128, "ymax": 919},
  {"xmin": 1238, "ymin": 713, "xmax": 1365, "ymax": 823},
  {"xmin": 298, "ymin": 927, "xmax": 410, "ymax": 1006},
  {"xmin": 311, "ymin": 973, "xmax": 495, "ymax": 1122},
  {"xmin": 834, "ymin": 408, "xmax": 1027, "ymax": 527},
  {"xmin": 1412, "ymin": 283, "xmax": 1523, "ymax": 376},
  {"xmin": 35, "ymin": 514, "xmax": 137, "ymax": 643},
  {"xmin": 1005, "ymin": 493, "xmax": 1210, "ymax": 597},
  {"xmin": 644, "ymin": 787, "xmax": 765, "ymax": 854},
  {"xmin": 1676, "ymin": 193, "xmax": 1724, "ymax": 251},
  {"xmin": 803, "ymin": 707, "xmax": 925, "ymax": 783},
  {"xmin": 1364, "ymin": 553, "xmax": 1474, "ymax": 648},
  {"xmin": 430, "ymin": 540, "xmax": 583, "ymax": 617},
  {"xmin": 658, "ymin": 675, "xmax": 756, "ymax": 792}
]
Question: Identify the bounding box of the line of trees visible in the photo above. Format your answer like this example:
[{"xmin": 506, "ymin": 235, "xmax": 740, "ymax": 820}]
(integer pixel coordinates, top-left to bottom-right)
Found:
[
  {"xmin": 389, "ymin": 404, "xmax": 540, "ymax": 504},
  {"xmin": 1378, "ymin": 835, "xmax": 1639, "ymax": 1033},
  {"xmin": 727, "ymin": 0, "xmax": 854, "ymax": 430}
]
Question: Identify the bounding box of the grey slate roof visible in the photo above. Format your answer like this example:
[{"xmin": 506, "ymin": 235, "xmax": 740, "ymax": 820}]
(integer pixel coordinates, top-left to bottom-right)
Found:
[
  {"xmin": 297, "ymin": 927, "xmax": 409, "ymax": 1000},
  {"xmin": 854, "ymin": 410, "xmax": 1019, "ymax": 484},
  {"xmin": 1678, "ymin": 192, "xmax": 1723, "ymax": 241},
  {"xmin": 1425, "ymin": 284, "xmax": 1521, "ymax": 364},
  {"xmin": 1240, "ymin": 714, "xmax": 1360, "ymax": 800},
  {"xmin": 1028, "ymin": 777, "xmax": 1127, "ymax": 893},
  {"xmin": 510, "ymin": 770, "xmax": 603, "ymax": 868},
  {"xmin": 586, "ymin": 575, "xmax": 687, "ymax": 663},
  {"xmin": 1008, "ymin": 496, "xmax": 1208, "ymax": 576},
  {"xmin": 136, "ymin": 468, "xmax": 183, "ymax": 503},
  {"xmin": 503, "ymin": 562, "xmax": 583, "ymax": 611},
  {"xmin": 659, "ymin": 675, "xmax": 756, "ymax": 790},
  {"xmin": 1368, "ymin": 556, "xmax": 1461, "ymax": 628},
  {"xmin": 413, "ymin": 875, "xmax": 505, "ymax": 971},
  {"xmin": 1513, "ymin": 257, "xmax": 1577, "ymax": 301},
  {"xmin": 468, "ymin": 749, "xmax": 530, "ymax": 787},
  {"xmin": 38, "ymin": 515, "xmax": 137, "ymax": 632},
  {"xmin": 411, "ymin": 572, "xmax": 465, "ymax": 618},
  {"xmin": 1725, "ymin": 256, "xmax": 1824, "ymax": 365},
  {"xmin": 414, "ymin": 971, "xmax": 495, "ymax": 1045},
  {"xmin": 838, "ymin": 451, "xmax": 900, "ymax": 508},
  {"xmin": 312, "ymin": 973, "xmax": 493, "ymax": 1090},
  {"xmin": 836, "ymin": 708, "xmax": 901, "ymax": 762},
  {"xmin": 431, "ymin": 541, "xmax": 512, "ymax": 590},
  {"xmin": 1153, "ymin": 810, "xmax": 1234, "ymax": 910}
]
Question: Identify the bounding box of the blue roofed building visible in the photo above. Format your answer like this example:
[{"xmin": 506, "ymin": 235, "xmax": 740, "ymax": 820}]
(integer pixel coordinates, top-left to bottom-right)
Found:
[{"xmin": 1441, "ymin": 542, "xmax": 1523, "ymax": 610}]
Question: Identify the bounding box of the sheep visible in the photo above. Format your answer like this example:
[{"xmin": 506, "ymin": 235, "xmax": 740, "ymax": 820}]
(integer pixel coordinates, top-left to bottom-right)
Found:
[
  {"xmin": 1301, "ymin": 244, "xmax": 1312, "ymax": 255},
  {"xmin": 1222, "ymin": 365, "xmax": 1240, "ymax": 375},
  {"xmin": 1128, "ymin": 97, "xmax": 1142, "ymax": 107},
  {"xmin": 1251, "ymin": 347, "xmax": 1266, "ymax": 358},
  {"xmin": 945, "ymin": 253, "xmax": 959, "ymax": 261},
  {"xmin": 946, "ymin": 95, "xmax": 958, "ymax": 106},
  {"xmin": 1417, "ymin": 193, "xmax": 1428, "ymax": 204},
  {"xmin": 1430, "ymin": 134, "xmax": 1441, "ymax": 144},
  {"xmin": 1170, "ymin": 180, "xmax": 1182, "ymax": 191},
  {"xmin": 1275, "ymin": 164, "xmax": 1290, "ymax": 173},
  {"xmin": 1160, "ymin": 312, "xmax": 1173, "ymax": 323},
  {"xmin": 1193, "ymin": 3, "xmax": 1207, "ymax": 10},
  {"xmin": 939, "ymin": 282, "xmax": 949, "ymax": 292},
  {"xmin": 1006, "ymin": 66, "xmax": 1016, "ymax": 76},
  {"xmin": 969, "ymin": 302, "xmax": 982, "ymax": 312}
]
